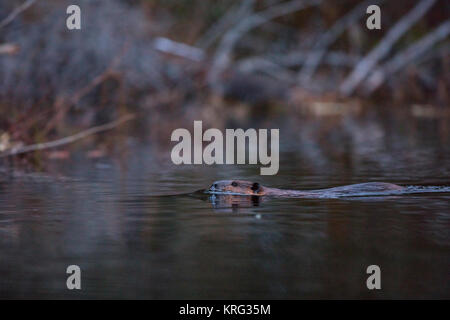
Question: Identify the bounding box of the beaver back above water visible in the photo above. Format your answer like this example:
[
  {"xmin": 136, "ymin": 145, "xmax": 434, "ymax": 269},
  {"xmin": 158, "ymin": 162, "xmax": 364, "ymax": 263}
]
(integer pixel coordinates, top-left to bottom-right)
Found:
[{"xmin": 207, "ymin": 180, "xmax": 404, "ymax": 197}]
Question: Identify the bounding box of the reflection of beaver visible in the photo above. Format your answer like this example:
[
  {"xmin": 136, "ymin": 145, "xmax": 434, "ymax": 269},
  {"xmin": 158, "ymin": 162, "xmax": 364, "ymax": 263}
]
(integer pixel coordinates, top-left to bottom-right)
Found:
[
  {"xmin": 208, "ymin": 193, "xmax": 263, "ymax": 210},
  {"xmin": 207, "ymin": 180, "xmax": 404, "ymax": 197}
]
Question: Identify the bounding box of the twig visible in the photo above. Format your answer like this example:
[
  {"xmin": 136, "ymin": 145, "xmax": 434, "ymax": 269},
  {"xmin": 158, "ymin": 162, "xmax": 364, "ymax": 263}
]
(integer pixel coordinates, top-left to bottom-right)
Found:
[
  {"xmin": 153, "ymin": 37, "xmax": 205, "ymax": 61},
  {"xmin": 0, "ymin": 114, "xmax": 135, "ymax": 158},
  {"xmin": 363, "ymin": 20, "xmax": 450, "ymax": 94},
  {"xmin": 208, "ymin": 0, "xmax": 323, "ymax": 90},
  {"xmin": 0, "ymin": 0, "xmax": 36, "ymax": 29},
  {"xmin": 298, "ymin": 0, "xmax": 385, "ymax": 85},
  {"xmin": 237, "ymin": 51, "xmax": 361, "ymax": 83},
  {"xmin": 238, "ymin": 57, "xmax": 298, "ymax": 83},
  {"xmin": 196, "ymin": 1, "xmax": 255, "ymax": 49},
  {"xmin": 340, "ymin": 0, "xmax": 437, "ymax": 96},
  {"xmin": 271, "ymin": 51, "xmax": 361, "ymax": 67}
]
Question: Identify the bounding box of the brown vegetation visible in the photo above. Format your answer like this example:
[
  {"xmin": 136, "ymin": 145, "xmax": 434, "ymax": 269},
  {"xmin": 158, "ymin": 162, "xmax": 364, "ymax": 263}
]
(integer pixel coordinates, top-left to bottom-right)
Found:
[{"xmin": 0, "ymin": 0, "xmax": 448, "ymax": 162}]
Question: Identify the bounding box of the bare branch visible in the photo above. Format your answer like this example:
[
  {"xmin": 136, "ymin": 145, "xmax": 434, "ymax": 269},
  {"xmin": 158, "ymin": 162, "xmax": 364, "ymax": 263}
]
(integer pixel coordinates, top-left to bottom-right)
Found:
[
  {"xmin": 272, "ymin": 51, "xmax": 360, "ymax": 67},
  {"xmin": 237, "ymin": 51, "xmax": 361, "ymax": 83},
  {"xmin": 298, "ymin": 0, "xmax": 385, "ymax": 85},
  {"xmin": 0, "ymin": 114, "xmax": 135, "ymax": 158},
  {"xmin": 0, "ymin": 0, "xmax": 36, "ymax": 29},
  {"xmin": 340, "ymin": 0, "xmax": 437, "ymax": 96},
  {"xmin": 196, "ymin": 1, "xmax": 255, "ymax": 49},
  {"xmin": 153, "ymin": 37, "xmax": 205, "ymax": 61},
  {"xmin": 364, "ymin": 20, "xmax": 450, "ymax": 94},
  {"xmin": 208, "ymin": 0, "xmax": 323, "ymax": 90},
  {"xmin": 238, "ymin": 57, "xmax": 298, "ymax": 83}
]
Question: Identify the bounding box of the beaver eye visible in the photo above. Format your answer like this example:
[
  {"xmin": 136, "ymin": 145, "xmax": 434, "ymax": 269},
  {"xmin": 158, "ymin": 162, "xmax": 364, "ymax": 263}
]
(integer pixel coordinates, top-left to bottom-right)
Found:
[
  {"xmin": 251, "ymin": 182, "xmax": 260, "ymax": 191},
  {"xmin": 231, "ymin": 181, "xmax": 238, "ymax": 187},
  {"xmin": 214, "ymin": 184, "xmax": 218, "ymax": 188}
]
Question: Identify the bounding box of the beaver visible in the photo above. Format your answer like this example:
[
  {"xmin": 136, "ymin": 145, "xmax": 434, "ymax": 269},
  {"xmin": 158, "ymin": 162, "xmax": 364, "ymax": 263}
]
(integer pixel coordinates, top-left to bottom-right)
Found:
[{"xmin": 207, "ymin": 180, "xmax": 404, "ymax": 198}]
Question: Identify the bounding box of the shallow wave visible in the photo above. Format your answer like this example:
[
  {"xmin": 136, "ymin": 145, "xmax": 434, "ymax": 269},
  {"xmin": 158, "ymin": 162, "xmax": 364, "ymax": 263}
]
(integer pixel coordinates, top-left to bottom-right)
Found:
[{"xmin": 312, "ymin": 185, "xmax": 450, "ymax": 198}]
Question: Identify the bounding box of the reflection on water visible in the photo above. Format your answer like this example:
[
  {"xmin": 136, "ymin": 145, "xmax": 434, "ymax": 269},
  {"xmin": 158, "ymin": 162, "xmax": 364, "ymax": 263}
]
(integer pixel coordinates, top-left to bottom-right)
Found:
[
  {"xmin": 0, "ymin": 109, "xmax": 449, "ymax": 299},
  {"xmin": 206, "ymin": 193, "xmax": 263, "ymax": 209}
]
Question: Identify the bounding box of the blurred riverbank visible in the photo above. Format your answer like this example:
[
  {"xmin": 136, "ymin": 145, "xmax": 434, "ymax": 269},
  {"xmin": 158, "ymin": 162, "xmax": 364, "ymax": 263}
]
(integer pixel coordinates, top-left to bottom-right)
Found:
[{"xmin": 0, "ymin": 0, "xmax": 448, "ymax": 167}]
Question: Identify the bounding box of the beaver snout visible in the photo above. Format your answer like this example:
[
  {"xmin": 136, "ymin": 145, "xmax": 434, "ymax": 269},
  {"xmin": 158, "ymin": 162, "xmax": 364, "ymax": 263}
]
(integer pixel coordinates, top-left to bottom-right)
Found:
[{"xmin": 207, "ymin": 180, "xmax": 264, "ymax": 195}]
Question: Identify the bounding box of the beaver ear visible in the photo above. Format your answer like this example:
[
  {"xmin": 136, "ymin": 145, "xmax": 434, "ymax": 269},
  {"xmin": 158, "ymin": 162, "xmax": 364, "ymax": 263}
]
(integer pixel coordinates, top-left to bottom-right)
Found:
[{"xmin": 251, "ymin": 182, "xmax": 260, "ymax": 192}]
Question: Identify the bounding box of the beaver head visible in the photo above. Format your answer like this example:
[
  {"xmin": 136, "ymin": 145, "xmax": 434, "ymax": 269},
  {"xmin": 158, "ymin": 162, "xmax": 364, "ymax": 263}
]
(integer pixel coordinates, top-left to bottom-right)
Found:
[{"xmin": 207, "ymin": 180, "xmax": 264, "ymax": 196}]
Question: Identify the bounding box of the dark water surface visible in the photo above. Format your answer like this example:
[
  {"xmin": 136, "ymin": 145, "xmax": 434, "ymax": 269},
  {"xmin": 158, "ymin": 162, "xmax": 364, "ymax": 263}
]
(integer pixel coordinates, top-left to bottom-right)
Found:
[{"xmin": 0, "ymin": 110, "xmax": 449, "ymax": 299}]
